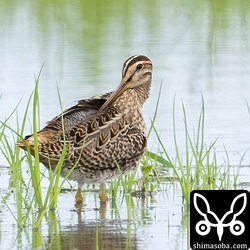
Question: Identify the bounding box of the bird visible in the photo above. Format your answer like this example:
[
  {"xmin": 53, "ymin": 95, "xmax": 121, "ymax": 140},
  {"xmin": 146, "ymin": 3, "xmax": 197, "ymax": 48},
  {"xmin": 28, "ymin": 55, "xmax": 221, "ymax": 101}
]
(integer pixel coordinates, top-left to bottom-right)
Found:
[{"xmin": 17, "ymin": 55, "xmax": 153, "ymax": 206}]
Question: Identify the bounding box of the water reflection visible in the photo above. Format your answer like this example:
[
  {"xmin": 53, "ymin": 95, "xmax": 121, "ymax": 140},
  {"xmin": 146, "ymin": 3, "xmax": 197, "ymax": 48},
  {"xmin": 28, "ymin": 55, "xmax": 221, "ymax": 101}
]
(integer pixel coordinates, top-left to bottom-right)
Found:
[
  {"xmin": 1, "ymin": 0, "xmax": 250, "ymax": 166},
  {"xmin": 52, "ymin": 219, "xmax": 137, "ymax": 250},
  {"xmin": 40, "ymin": 187, "xmax": 187, "ymax": 250},
  {"xmin": 44, "ymin": 194, "xmax": 149, "ymax": 250},
  {"xmin": 1, "ymin": 0, "xmax": 250, "ymax": 249}
]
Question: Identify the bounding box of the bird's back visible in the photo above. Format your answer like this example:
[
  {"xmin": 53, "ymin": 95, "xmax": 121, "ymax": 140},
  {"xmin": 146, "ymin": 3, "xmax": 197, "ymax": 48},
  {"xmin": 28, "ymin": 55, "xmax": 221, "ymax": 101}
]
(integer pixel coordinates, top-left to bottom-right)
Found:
[
  {"xmin": 17, "ymin": 55, "xmax": 152, "ymax": 184},
  {"xmin": 18, "ymin": 91, "xmax": 147, "ymax": 177}
]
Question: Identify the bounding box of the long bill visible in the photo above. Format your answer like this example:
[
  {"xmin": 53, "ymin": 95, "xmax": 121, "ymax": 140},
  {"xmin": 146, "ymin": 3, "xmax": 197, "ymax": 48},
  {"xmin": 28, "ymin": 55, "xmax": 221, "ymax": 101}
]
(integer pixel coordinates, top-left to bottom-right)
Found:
[{"xmin": 98, "ymin": 80, "xmax": 128, "ymax": 113}]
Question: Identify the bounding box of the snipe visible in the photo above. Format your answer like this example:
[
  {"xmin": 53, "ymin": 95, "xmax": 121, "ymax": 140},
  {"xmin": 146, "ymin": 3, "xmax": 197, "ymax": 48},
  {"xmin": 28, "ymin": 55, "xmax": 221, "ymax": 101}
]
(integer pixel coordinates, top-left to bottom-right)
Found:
[{"xmin": 17, "ymin": 55, "xmax": 153, "ymax": 205}]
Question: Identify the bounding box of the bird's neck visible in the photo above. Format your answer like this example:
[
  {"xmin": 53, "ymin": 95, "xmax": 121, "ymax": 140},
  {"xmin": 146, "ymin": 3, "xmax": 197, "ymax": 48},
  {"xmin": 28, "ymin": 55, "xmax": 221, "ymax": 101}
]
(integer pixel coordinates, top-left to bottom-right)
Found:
[
  {"xmin": 114, "ymin": 83, "xmax": 151, "ymax": 111},
  {"xmin": 113, "ymin": 84, "xmax": 150, "ymax": 130}
]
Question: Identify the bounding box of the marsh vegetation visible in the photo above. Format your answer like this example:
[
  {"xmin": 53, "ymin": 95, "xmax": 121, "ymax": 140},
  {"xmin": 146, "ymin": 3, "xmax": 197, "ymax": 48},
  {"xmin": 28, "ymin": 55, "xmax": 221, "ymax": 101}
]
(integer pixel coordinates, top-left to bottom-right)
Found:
[{"xmin": 1, "ymin": 1, "xmax": 250, "ymax": 249}]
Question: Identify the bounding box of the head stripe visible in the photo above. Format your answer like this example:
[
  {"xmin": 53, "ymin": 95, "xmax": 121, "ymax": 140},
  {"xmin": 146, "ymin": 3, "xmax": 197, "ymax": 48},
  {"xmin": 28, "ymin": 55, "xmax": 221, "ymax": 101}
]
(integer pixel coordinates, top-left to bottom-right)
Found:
[{"xmin": 122, "ymin": 55, "xmax": 151, "ymax": 77}]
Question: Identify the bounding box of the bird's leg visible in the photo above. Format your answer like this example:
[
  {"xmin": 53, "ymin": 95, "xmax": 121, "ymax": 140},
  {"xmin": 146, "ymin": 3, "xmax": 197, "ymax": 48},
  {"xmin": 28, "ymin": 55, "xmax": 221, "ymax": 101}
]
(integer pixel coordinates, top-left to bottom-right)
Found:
[
  {"xmin": 75, "ymin": 187, "xmax": 83, "ymax": 206},
  {"xmin": 99, "ymin": 183, "xmax": 108, "ymax": 204}
]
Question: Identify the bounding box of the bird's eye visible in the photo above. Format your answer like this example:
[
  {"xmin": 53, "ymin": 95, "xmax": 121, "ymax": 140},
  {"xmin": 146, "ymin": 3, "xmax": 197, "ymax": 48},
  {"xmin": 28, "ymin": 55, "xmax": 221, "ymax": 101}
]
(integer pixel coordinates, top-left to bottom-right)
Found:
[{"xmin": 136, "ymin": 64, "xmax": 143, "ymax": 70}]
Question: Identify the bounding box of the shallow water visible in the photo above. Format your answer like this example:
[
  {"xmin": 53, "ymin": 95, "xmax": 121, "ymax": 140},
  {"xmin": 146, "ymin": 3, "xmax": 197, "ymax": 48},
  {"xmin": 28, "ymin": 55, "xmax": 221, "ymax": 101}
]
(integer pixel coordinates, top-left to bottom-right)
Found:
[
  {"xmin": 1, "ymin": 0, "xmax": 250, "ymax": 249},
  {"xmin": 0, "ymin": 165, "xmax": 189, "ymax": 250},
  {"xmin": 1, "ymin": 165, "xmax": 250, "ymax": 250},
  {"xmin": 1, "ymin": 0, "xmax": 250, "ymax": 165}
]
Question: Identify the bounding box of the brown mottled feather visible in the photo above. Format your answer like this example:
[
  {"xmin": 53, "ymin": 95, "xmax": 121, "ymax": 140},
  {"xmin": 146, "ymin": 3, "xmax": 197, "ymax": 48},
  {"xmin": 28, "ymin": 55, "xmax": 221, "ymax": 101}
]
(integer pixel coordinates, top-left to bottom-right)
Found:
[{"xmin": 17, "ymin": 55, "xmax": 153, "ymax": 187}]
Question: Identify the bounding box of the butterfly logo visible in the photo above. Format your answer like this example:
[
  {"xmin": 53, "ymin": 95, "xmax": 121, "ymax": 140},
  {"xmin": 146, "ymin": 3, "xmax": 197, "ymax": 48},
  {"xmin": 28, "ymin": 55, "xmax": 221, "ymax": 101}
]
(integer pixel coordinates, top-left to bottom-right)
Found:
[{"xmin": 193, "ymin": 193, "xmax": 247, "ymax": 241}]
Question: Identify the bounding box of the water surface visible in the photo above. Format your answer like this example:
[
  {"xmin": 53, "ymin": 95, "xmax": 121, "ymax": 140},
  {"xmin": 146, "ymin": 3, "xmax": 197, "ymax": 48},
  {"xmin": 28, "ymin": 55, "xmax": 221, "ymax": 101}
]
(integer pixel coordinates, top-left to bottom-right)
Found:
[{"xmin": 0, "ymin": 1, "xmax": 250, "ymax": 249}]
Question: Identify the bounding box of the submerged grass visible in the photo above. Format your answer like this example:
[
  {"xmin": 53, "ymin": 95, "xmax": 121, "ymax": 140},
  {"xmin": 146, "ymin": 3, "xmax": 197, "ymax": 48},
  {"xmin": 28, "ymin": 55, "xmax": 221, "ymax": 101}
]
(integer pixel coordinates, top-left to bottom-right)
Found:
[
  {"xmin": 0, "ymin": 72, "xmax": 79, "ymax": 230},
  {"xmin": 149, "ymin": 96, "xmax": 242, "ymax": 204},
  {"xmin": 0, "ymin": 77, "xmax": 246, "ymax": 233}
]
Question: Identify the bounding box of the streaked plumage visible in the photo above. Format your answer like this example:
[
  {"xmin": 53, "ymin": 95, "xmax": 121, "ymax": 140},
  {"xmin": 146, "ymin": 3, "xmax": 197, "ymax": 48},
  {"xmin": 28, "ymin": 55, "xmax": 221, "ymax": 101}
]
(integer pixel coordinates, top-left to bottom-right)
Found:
[{"xmin": 17, "ymin": 55, "xmax": 153, "ymax": 204}]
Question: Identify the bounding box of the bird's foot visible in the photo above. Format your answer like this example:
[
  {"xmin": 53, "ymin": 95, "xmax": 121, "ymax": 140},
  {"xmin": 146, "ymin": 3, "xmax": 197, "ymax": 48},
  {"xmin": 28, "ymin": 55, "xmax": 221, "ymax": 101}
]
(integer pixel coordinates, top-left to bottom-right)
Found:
[
  {"xmin": 75, "ymin": 188, "xmax": 84, "ymax": 209},
  {"xmin": 99, "ymin": 183, "xmax": 108, "ymax": 205}
]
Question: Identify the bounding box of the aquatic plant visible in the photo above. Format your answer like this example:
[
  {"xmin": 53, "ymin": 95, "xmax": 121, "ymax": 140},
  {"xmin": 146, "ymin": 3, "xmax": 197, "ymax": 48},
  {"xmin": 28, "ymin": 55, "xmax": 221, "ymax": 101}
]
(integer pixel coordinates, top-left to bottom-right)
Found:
[
  {"xmin": 149, "ymin": 96, "xmax": 242, "ymax": 204},
  {"xmin": 0, "ymin": 77, "xmax": 244, "ymax": 232},
  {"xmin": 0, "ymin": 72, "xmax": 74, "ymax": 229}
]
